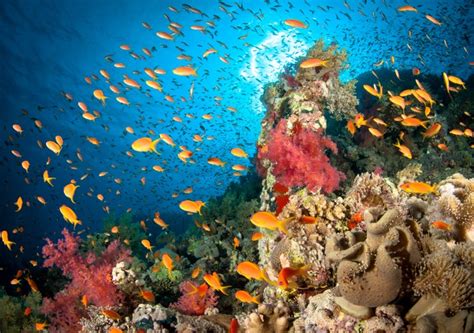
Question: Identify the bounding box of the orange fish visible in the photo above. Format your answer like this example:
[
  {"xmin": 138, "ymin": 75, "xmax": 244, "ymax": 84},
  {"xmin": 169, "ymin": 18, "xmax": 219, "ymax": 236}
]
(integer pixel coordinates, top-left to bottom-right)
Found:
[
  {"xmin": 354, "ymin": 114, "xmax": 369, "ymax": 128},
  {"xmin": 153, "ymin": 212, "xmax": 169, "ymax": 229},
  {"xmin": 140, "ymin": 289, "xmax": 155, "ymax": 302},
  {"xmin": 398, "ymin": 5, "xmax": 417, "ymax": 12},
  {"xmin": 185, "ymin": 282, "xmax": 209, "ymax": 298},
  {"xmin": 400, "ymin": 181, "xmax": 437, "ymax": 194},
  {"xmin": 42, "ymin": 170, "xmax": 55, "ymax": 186},
  {"xmin": 235, "ymin": 290, "xmax": 259, "ymax": 304},
  {"xmin": 179, "ymin": 200, "xmax": 205, "ymax": 214},
  {"xmin": 236, "ymin": 261, "xmax": 272, "ymax": 284},
  {"xmin": 162, "ymin": 253, "xmax": 173, "ymax": 277},
  {"xmin": 172, "ymin": 66, "xmax": 197, "ymax": 76},
  {"xmin": 251, "ymin": 232, "xmax": 263, "ymax": 241},
  {"xmin": 299, "ymin": 215, "xmax": 318, "ymax": 224},
  {"xmin": 431, "ymin": 221, "xmax": 452, "ymax": 231},
  {"xmin": 207, "ymin": 157, "xmax": 226, "ymax": 167},
  {"xmin": 230, "ymin": 147, "xmax": 248, "ymax": 158},
  {"xmin": 250, "ymin": 212, "xmax": 288, "ymax": 234},
  {"xmin": 25, "ymin": 276, "xmax": 39, "ymax": 292},
  {"xmin": 393, "ymin": 140, "xmax": 412, "ymax": 159},
  {"xmin": 278, "ymin": 265, "xmax": 309, "ymax": 289},
  {"xmin": 425, "ymin": 14, "xmax": 442, "ymax": 26},
  {"xmin": 233, "ymin": 237, "xmax": 240, "ymax": 249},
  {"xmin": 2, "ymin": 230, "xmax": 15, "ymax": 250},
  {"xmin": 101, "ymin": 309, "xmax": 121, "ymax": 320},
  {"xmin": 24, "ymin": 307, "xmax": 32, "ymax": 316},
  {"xmin": 191, "ymin": 267, "xmax": 201, "ymax": 279},
  {"xmin": 437, "ymin": 143, "xmax": 449, "ymax": 152},
  {"xmin": 300, "ymin": 58, "xmax": 328, "ymax": 68},
  {"xmin": 14, "ymin": 196, "xmax": 23, "ymax": 212},
  {"xmin": 346, "ymin": 120, "xmax": 356, "ymax": 136},
  {"xmin": 35, "ymin": 322, "xmax": 48, "ymax": 331},
  {"xmin": 283, "ymin": 19, "xmax": 307, "ymax": 28},
  {"xmin": 422, "ymin": 123, "xmax": 442, "ymax": 139},
  {"xmin": 141, "ymin": 239, "xmax": 153, "ymax": 251},
  {"xmin": 368, "ymin": 127, "xmax": 383, "ymax": 138},
  {"xmin": 203, "ymin": 272, "xmax": 230, "ymax": 295}
]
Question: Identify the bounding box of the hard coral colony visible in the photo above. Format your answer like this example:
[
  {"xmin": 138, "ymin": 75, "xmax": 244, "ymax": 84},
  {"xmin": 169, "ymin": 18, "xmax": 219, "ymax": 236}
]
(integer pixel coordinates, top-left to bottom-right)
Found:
[{"xmin": 1, "ymin": 1, "xmax": 473, "ymax": 333}]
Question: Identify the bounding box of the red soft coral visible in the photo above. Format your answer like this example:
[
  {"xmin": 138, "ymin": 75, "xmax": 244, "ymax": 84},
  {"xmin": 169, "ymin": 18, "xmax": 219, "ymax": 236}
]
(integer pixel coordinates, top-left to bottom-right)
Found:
[
  {"xmin": 41, "ymin": 228, "xmax": 131, "ymax": 332},
  {"xmin": 259, "ymin": 119, "xmax": 344, "ymax": 193},
  {"xmin": 171, "ymin": 281, "xmax": 218, "ymax": 316}
]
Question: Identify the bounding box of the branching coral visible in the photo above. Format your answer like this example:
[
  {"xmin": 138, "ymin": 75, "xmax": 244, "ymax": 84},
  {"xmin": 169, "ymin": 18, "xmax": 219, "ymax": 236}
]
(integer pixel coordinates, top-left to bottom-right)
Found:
[
  {"xmin": 258, "ymin": 119, "xmax": 344, "ymax": 193},
  {"xmin": 41, "ymin": 228, "xmax": 131, "ymax": 332}
]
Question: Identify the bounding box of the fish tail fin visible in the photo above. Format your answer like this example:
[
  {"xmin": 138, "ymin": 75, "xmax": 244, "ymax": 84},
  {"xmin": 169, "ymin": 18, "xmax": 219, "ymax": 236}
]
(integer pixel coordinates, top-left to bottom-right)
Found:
[
  {"xmin": 220, "ymin": 285, "xmax": 231, "ymax": 295},
  {"xmin": 277, "ymin": 219, "xmax": 289, "ymax": 235},
  {"xmin": 6, "ymin": 241, "xmax": 15, "ymax": 251},
  {"xmin": 151, "ymin": 139, "xmax": 161, "ymax": 155},
  {"xmin": 421, "ymin": 121, "xmax": 428, "ymax": 129},
  {"xmin": 262, "ymin": 272, "xmax": 277, "ymax": 286},
  {"xmin": 321, "ymin": 60, "xmax": 329, "ymax": 67}
]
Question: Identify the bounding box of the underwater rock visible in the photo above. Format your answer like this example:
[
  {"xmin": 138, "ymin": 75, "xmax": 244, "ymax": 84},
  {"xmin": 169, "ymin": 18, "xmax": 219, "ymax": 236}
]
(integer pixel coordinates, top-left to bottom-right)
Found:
[{"xmin": 327, "ymin": 208, "xmax": 421, "ymax": 310}]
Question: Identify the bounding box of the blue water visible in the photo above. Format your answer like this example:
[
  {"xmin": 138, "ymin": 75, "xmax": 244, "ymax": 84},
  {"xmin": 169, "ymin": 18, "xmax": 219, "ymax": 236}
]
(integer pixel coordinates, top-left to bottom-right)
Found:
[{"xmin": 0, "ymin": 0, "xmax": 472, "ymax": 269}]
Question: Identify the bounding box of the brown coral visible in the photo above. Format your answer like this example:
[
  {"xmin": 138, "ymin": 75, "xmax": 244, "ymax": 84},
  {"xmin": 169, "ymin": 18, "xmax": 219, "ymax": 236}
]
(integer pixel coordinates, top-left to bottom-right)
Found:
[
  {"xmin": 345, "ymin": 172, "xmax": 399, "ymax": 215},
  {"xmin": 243, "ymin": 302, "xmax": 293, "ymax": 333},
  {"xmin": 326, "ymin": 209, "xmax": 421, "ymax": 310},
  {"xmin": 414, "ymin": 240, "xmax": 474, "ymax": 312}
]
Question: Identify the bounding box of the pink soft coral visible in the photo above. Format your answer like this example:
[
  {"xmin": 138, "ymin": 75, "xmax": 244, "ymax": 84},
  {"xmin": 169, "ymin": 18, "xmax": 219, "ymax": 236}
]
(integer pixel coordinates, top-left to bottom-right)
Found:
[
  {"xmin": 259, "ymin": 119, "xmax": 344, "ymax": 193},
  {"xmin": 41, "ymin": 228, "xmax": 131, "ymax": 332},
  {"xmin": 171, "ymin": 281, "xmax": 218, "ymax": 315}
]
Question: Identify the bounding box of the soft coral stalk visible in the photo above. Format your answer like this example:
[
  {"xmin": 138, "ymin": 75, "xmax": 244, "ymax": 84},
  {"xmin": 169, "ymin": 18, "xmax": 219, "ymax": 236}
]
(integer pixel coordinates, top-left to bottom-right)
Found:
[
  {"xmin": 41, "ymin": 228, "xmax": 131, "ymax": 332},
  {"xmin": 259, "ymin": 119, "xmax": 344, "ymax": 193}
]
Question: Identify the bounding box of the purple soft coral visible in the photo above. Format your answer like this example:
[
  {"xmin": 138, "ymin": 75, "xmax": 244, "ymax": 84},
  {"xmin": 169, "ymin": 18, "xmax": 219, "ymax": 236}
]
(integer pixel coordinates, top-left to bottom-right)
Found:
[
  {"xmin": 171, "ymin": 280, "xmax": 218, "ymax": 316},
  {"xmin": 259, "ymin": 119, "xmax": 344, "ymax": 193},
  {"xmin": 41, "ymin": 228, "xmax": 131, "ymax": 332}
]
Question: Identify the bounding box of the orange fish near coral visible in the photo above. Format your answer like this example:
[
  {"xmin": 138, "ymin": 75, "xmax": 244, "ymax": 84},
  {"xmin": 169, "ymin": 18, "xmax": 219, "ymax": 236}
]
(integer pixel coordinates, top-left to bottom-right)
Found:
[
  {"xmin": 250, "ymin": 212, "xmax": 288, "ymax": 234},
  {"xmin": 431, "ymin": 221, "xmax": 452, "ymax": 231},
  {"xmin": 162, "ymin": 253, "xmax": 174, "ymax": 277},
  {"xmin": 236, "ymin": 261, "xmax": 273, "ymax": 285},
  {"xmin": 235, "ymin": 290, "xmax": 260, "ymax": 304},
  {"xmin": 203, "ymin": 272, "xmax": 230, "ymax": 295},
  {"xmin": 101, "ymin": 309, "xmax": 121, "ymax": 320},
  {"xmin": 278, "ymin": 265, "xmax": 310, "ymax": 289},
  {"xmin": 300, "ymin": 58, "xmax": 328, "ymax": 68},
  {"xmin": 400, "ymin": 182, "xmax": 437, "ymax": 194},
  {"xmin": 140, "ymin": 289, "xmax": 155, "ymax": 302}
]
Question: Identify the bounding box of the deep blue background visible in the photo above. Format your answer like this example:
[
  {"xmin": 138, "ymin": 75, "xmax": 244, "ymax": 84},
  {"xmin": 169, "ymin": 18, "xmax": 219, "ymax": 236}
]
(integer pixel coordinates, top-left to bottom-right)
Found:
[{"xmin": 0, "ymin": 0, "xmax": 472, "ymax": 269}]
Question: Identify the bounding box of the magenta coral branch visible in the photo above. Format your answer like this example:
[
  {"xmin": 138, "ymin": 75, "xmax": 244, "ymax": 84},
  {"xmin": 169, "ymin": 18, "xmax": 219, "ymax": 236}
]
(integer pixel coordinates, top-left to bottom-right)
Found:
[
  {"xmin": 41, "ymin": 228, "xmax": 131, "ymax": 332},
  {"xmin": 259, "ymin": 119, "xmax": 344, "ymax": 193}
]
